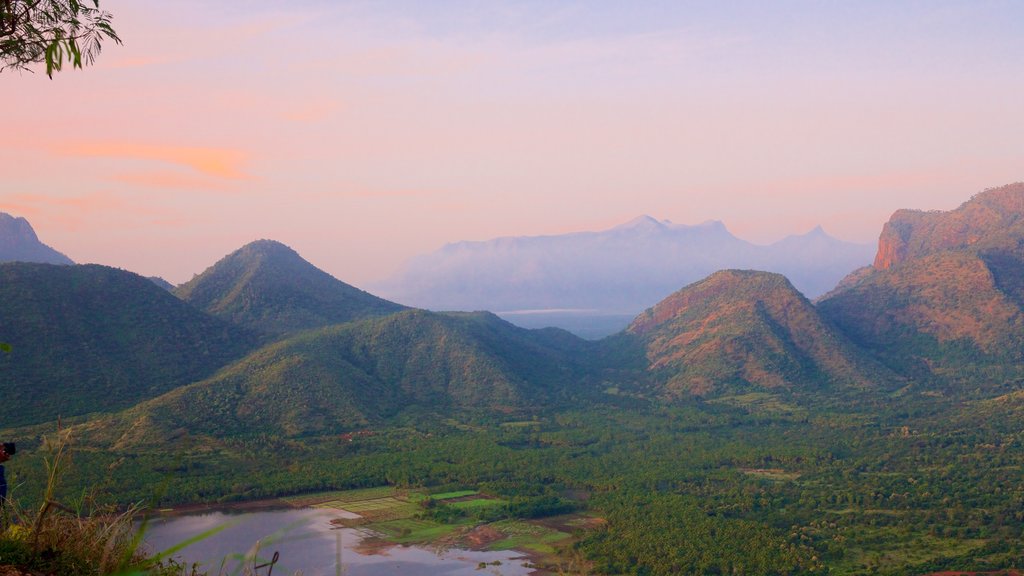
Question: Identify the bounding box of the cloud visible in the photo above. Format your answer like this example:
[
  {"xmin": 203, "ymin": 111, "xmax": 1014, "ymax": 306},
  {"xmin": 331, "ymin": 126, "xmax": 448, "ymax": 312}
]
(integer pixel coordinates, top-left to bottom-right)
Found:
[
  {"xmin": 112, "ymin": 170, "xmax": 236, "ymax": 192},
  {"xmin": 57, "ymin": 142, "xmax": 251, "ymax": 179}
]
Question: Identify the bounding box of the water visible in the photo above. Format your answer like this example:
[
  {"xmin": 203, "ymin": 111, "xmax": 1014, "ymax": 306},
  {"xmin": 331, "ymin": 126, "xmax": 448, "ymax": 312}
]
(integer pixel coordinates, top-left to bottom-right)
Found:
[{"xmin": 142, "ymin": 508, "xmax": 534, "ymax": 576}]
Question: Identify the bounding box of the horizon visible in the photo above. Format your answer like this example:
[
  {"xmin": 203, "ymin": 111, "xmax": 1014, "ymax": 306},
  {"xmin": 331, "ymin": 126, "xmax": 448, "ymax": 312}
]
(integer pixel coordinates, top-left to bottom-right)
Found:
[
  {"xmin": 3, "ymin": 1, "xmax": 1022, "ymax": 285},
  {"xmin": 6, "ymin": 208, "xmax": 878, "ymax": 287}
]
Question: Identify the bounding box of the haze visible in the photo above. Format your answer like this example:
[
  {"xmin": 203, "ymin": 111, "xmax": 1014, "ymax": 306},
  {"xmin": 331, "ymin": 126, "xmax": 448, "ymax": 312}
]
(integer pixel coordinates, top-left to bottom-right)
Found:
[{"xmin": 2, "ymin": 0, "xmax": 1022, "ymax": 286}]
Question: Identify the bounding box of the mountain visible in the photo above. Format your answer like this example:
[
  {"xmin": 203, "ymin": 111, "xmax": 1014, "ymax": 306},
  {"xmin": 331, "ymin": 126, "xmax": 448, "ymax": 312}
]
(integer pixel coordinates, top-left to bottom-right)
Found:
[
  {"xmin": 70, "ymin": 310, "xmax": 595, "ymax": 447},
  {"xmin": 621, "ymin": 270, "xmax": 890, "ymax": 397},
  {"xmin": 148, "ymin": 276, "xmax": 175, "ymax": 291},
  {"xmin": 873, "ymin": 183, "xmax": 1024, "ymax": 269},
  {"xmin": 373, "ymin": 216, "xmax": 873, "ymax": 335},
  {"xmin": 174, "ymin": 240, "xmax": 406, "ymax": 336},
  {"xmin": 0, "ymin": 263, "xmax": 259, "ymax": 427},
  {"xmin": 0, "ymin": 212, "xmax": 73, "ymax": 265},
  {"xmin": 819, "ymin": 183, "xmax": 1024, "ymax": 389}
]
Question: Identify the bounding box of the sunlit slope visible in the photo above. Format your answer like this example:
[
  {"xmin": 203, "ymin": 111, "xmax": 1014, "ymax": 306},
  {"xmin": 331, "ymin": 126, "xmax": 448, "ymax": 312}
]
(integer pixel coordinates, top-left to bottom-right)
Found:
[
  {"xmin": 175, "ymin": 239, "xmax": 406, "ymax": 337},
  {"xmin": 820, "ymin": 184, "xmax": 1024, "ymax": 390},
  {"xmin": 72, "ymin": 310, "xmax": 595, "ymax": 447},
  {"xmin": 0, "ymin": 263, "xmax": 258, "ymax": 427},
  {"xmin": 621, "ymin": 270, "xmax": 891, "ymax": 396}
]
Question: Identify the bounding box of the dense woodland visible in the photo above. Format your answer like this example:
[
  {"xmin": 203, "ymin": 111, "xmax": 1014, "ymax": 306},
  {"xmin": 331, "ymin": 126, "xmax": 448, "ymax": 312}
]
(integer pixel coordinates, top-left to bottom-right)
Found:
[{"xmin": 6, "ymin": 389, "xmax": 1024, "ymax": 575}]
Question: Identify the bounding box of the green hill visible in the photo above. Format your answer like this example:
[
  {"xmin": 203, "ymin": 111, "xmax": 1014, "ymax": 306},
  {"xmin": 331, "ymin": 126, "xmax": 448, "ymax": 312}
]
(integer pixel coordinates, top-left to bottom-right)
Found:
[
  {"xmin": 0, "ymin": 263, "xmax": 259, "ymax": 427},
  {"xmin": 174, "ymin": 240, "xmax": 406, "ymax": 336},
  {"xmin": 71, "ymin": 310, "xmax": 595, "ymax": 447},
  {"xmin": 622, "ymin": 270, "xmax": 891, "ymax": 397}
]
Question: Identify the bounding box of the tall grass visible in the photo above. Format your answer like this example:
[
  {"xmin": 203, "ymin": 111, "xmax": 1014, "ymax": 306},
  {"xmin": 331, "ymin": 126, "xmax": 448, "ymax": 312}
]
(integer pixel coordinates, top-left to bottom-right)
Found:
[
  {"xmin": 0, "ymin": 425, "xmax": 183, "ymax": 575},
  {"xmin": 0, "ymin": 425, "xmax": 310, "ymax": 576}
]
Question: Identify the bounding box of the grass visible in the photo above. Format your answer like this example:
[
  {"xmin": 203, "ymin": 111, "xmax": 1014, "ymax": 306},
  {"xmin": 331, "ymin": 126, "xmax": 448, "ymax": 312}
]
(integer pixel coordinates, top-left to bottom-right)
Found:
[
  {"xmin": 428, "ymin": 490, "xmax": 478, "ymax": 500},
  {"xmin": 450, "ymin": 498, "xmax": 506, "ymax": 510},
  {"xmin": 0, "ymin": 426, "xmax": 186, "ymax": 576},
  {"xmin": 368, "ymin": 518, "xmax": 464, "ymax": 543},
  {"xmin": 485, "ymin": 519, "xmax": 570, "ymax": 554}
]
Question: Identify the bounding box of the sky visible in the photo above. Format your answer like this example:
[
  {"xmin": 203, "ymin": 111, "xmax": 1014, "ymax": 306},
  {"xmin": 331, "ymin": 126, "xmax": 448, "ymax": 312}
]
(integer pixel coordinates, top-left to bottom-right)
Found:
[{"xmin": 2, "ymin": 0, "xmax": 1022, "ymax": 286}]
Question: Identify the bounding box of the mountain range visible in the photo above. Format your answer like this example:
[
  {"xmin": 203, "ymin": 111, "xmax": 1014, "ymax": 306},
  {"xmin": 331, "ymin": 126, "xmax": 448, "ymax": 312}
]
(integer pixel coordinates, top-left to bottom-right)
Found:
[
  {"xmin": 372, "ymin": 217, "xmax": 874, "ymax": 322},
  {"xmin": 3, "ymin": 183, "xmax": 1024, "ymax": 443}
]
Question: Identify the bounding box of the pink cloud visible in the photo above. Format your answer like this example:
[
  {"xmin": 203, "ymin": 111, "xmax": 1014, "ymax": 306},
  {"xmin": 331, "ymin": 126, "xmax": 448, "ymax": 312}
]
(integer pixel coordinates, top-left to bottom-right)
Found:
[
  {"xmin": 57, "ymin": 142, "xmax": 251, "ymax": 180},
  {"xmin": 112, "ymin": 170, "xmax": 236, "ymax": 192}
]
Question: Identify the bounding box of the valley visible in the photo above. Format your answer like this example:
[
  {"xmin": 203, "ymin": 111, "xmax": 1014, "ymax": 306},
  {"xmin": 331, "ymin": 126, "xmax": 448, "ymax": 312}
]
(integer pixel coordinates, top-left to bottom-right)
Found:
[{"xmin": 2, "ymin": 184, "xmax": 1024, "ymax": 574}]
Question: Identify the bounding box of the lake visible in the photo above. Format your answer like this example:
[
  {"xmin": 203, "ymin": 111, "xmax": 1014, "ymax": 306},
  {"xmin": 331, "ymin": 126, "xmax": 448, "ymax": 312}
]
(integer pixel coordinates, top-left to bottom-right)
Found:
[{"xmin": 142, "ymin": 508, "xmax": 535, "ymax": 575}]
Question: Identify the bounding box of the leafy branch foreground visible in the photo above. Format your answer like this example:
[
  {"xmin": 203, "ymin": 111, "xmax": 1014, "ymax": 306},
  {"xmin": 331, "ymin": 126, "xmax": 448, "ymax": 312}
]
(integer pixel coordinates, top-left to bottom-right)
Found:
[{"xmin": 0, "ymin": 0, "xmax": 121, "ymax": 77}]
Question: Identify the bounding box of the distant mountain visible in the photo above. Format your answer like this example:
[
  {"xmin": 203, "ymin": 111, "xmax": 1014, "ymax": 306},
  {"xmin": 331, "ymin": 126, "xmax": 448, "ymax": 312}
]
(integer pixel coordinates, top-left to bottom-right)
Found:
[
  {"xmin": 175, "ymin": 240, "xmax": 406, "ymax": 337},
  {"xmin": 620, "ymin": 270, "xmax": 889, "ymax": 397},
  {"xmin": 0, "ymin": 212, "xmax": 73, "ymax": 265},
  {"xmin": 819, "ymin": 183, "xmax": 1024, "ymax": 390},
  {"xmin": 373, "ymin": 216, "xmax": 873, "ymax": 321},
  {"xmin": 0, "ymin": 263, "xmax": 259, "ymax": 427},
  {"xmin": 70, "ymin": 310, "xmax": 595, "ymax": 447}
]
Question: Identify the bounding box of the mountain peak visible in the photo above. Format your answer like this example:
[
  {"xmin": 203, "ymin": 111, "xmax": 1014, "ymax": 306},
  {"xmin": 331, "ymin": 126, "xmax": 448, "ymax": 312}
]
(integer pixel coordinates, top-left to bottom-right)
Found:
[
  {"xmin": 612, "ymin": 215, "xmax": 671, "ymax": 232},
  {"xmin": 874, "ymin": 182, "xmax": 1024, "ymax": 269},
  {"xmin": 175, "ymin": 240, "xmax": 405, "ymax": 336},
  {"xmin": 0, "ymin": 212, "xmax": 73, "ymax": 265},
  {"xmin": 626, "ymin": 269, "xmax": 881, "ymax": 395}
]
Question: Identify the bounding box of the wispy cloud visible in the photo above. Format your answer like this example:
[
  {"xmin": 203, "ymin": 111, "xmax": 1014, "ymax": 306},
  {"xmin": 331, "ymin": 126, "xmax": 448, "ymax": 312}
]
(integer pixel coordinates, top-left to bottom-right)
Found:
[{"xmin": 57, "ymin": 142, "xmax": 251, "ymax": 179}]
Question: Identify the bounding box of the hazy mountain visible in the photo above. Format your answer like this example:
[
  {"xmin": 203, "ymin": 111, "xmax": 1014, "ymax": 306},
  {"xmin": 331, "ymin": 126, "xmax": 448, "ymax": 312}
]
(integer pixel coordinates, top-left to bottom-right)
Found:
[
  {"xmin": 175, "ymin": 239, "xmax": 406, "ymax": 337},
  {"xmin": 819, "ymin": 184, "xmax": 1024, "ymax": 390},
  {"xmin": 0, "ymin": 263, "xmax": 259, "ymax": 427},
  {"xmin": 0, "ymin": 212, "xmax": 73, "ymax": 265},
  {"xmin": 70, "ymin": 310, "xmax": 595, "ymax": 447},
  {"xmin": 620, "ymin": 270, "xmax": 890, "ymax": 397},
  {"xmin": 374, "ymin": 216, "xmax": 873, "ymax": 329}
]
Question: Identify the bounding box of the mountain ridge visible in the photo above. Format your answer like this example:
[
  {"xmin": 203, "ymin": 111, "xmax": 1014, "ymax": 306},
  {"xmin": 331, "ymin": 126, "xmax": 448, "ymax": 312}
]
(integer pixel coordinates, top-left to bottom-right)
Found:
[
  {"xmin": 175, "ymin": 239, "xmax": 406, "ymax": 337},
  {"xmin": 0, "ymin": 212, "xmax": 73, "ymax": 265},
  {"xmin": 374, "ymin": 217, "xmax": 874, "ymax": 321}
]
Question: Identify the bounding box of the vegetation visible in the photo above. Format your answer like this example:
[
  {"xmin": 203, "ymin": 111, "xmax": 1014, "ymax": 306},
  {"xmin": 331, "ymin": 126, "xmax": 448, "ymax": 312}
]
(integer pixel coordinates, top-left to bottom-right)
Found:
[
  {"xmin": 4, "ymin": 188, "xmax": 1024, "ymax": 573},
  {"xmin": 0, "ymin": 263, "xmax": 259, "ymax": 427},
  {"xmin": 174, "ymin": 239, "xmax": 406, "ymax": 337},
  {"xmin": 0, "ymin": 0, "xmax": 120, "ymax": 77}
]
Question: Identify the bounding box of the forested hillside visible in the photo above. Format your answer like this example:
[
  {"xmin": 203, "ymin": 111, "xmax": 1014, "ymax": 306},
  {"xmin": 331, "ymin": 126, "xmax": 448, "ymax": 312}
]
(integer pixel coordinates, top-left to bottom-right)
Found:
[
  {"xmin": 0, "ymin": 263, "xmax": 258, "ymax": 427},
  {"xmin": 175, "ymin": 239, "xmax": 406, "ymax": 337}
]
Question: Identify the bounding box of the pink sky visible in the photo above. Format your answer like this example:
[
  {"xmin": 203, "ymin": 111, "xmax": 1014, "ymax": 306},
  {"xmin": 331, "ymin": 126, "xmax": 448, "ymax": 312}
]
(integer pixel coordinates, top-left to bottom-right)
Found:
[{"xmin": 2, "ymin": 1, "xmax": 1022, "ymax": 285}]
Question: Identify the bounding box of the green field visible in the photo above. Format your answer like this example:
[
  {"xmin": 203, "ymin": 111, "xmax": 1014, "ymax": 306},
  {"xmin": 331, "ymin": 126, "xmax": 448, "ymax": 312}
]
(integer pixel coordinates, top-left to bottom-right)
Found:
[
  {"xmin": 367, "ymin": 518, "xmax": 463, "ymax": 543},
  {"xmin": 485, "ymin": 519, "xmax": 572, "ymax": 554},
  {"xmin": 450, "ymin": 497, "xmax": 506, "ymax": 509},
  {"xmin": 428, "ymin": 490, "xmax": 478, "ymax": 500}
]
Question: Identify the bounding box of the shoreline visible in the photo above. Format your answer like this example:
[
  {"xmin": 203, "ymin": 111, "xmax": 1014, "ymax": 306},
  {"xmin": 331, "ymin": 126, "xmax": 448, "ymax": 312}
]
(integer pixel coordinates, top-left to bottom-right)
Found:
[{"xmin": 143, "ymin": 493, "xmax": 574, "ymax": 575}]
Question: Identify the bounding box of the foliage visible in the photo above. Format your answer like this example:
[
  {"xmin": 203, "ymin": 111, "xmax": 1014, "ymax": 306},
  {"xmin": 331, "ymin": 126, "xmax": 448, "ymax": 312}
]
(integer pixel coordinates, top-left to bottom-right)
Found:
[
  {"xmin": 0, "ymin": 263, "xmax": 259, "ymax": 427},
  {"xmin": 173, "ymin": 239, "xmax": 406, "ymax": 337},
  {"xmin": 0, "ymin": 0, "xmax": 120, "ymax": 77}
]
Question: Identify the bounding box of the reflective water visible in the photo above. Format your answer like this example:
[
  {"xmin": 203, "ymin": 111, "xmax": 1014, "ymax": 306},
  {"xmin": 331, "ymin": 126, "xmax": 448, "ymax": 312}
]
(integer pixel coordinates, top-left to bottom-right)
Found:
[{"xmin": 142, "ymin": 508, "xmax": 534, "ymax": 575}]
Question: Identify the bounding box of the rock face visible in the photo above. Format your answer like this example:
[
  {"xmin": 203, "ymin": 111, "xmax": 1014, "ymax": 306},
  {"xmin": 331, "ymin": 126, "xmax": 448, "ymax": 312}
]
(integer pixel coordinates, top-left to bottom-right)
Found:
[
  {"xmin": 821, "ymin": 183, "xmax": 1024, "ymax": 389},
  {"xmin": 873, "ymin": 183, "xmax": 1024, "ymax": 270},
  {"xmin": 625, "ymin": 270, "xmax": 887, "ymax": 396},
  {"xmin": 0, "ymin": 213, "xmax": 73, "ymax": 265},
  {"xmin": 174, "ymin": 239, "xmax": 406, "ymax": 336}
]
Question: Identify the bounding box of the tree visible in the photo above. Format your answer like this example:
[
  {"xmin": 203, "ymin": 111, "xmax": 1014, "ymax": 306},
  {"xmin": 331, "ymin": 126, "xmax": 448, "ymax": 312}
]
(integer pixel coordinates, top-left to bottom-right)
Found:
[{"xmin": 0, "ymin": 0, "xmax": 120, "ymax": 77}]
